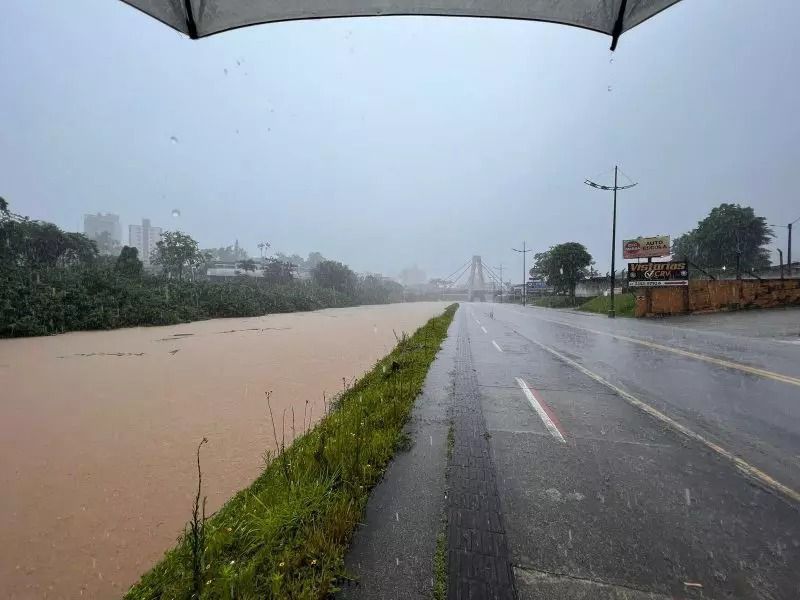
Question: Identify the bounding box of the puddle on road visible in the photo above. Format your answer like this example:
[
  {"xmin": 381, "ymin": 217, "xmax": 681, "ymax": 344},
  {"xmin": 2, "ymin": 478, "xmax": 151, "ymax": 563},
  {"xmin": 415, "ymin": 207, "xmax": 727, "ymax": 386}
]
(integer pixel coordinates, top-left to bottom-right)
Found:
[{"xmin": 0, "ymin": 302, "xmax": 446, "ymax": 599}]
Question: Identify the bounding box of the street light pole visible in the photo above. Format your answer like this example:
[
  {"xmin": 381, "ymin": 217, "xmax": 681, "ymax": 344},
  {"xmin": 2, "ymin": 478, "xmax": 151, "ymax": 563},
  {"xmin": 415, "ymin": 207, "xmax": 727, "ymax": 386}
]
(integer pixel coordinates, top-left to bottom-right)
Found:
[
  {"xmin": 512, "ymin": 243, "xmax": 532, "ymax": 307},
  {"xmin": 585, "ymin": 165, "xmax": 637, "ymax": 318},
  {"xmin": 611, "ymin": 167, "xmax": 618, "ymax": 315}
]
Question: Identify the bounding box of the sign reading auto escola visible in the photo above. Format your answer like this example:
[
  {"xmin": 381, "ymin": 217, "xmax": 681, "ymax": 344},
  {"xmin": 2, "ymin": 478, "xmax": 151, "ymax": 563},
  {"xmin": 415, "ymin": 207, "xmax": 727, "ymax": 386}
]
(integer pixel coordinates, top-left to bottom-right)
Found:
[
  {"xmin": 628, "ymin": 262, "xmax": 689, "ymax": 287},
  {"xmin": 623, "ymin": 235, "xmax": 670, "ymax": 259}
]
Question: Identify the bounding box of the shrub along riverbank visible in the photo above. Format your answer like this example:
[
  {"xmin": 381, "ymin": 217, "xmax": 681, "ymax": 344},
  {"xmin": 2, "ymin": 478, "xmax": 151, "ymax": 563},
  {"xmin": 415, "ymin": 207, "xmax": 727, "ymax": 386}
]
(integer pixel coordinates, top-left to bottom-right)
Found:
[
  {"xmin": 124, "ymin": 303, "xmax": 458, "ymax": 600},
  {"xmin": 0, "ymin": 264, "xmax": 377, "ymax": 337},
  {"xmin": 0, "ymin": 200, "xmax": 404, "ymax": 337}
]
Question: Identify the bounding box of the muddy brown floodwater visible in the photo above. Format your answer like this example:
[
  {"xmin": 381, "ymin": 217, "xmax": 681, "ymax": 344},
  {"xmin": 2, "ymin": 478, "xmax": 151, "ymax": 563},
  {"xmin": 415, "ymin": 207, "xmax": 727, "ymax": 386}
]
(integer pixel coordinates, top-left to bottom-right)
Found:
[{"xmin": 0, "ymin": 302, "xmax": 448, "ymax": 599}]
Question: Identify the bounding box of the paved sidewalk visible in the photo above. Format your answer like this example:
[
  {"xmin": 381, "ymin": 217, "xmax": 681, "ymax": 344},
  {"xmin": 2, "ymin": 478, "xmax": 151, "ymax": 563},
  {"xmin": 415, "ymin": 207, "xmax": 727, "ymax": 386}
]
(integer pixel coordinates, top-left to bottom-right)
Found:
[{"xmin": 340, "ymin": 317, "xmax": 457, "ymax": 599}]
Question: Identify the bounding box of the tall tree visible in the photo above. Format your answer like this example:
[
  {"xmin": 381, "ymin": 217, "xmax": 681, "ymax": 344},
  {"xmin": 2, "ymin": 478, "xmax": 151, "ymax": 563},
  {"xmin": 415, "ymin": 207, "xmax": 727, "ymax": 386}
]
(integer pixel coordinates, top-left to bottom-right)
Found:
[
  {"xmin": 152, "ymin": 231, "xmax": 206, "ymax": 281},
  {"xmin": 115, "ymin": 246, "xmax": 143, "ymax": 277},
  {"xmin": 311, "ymin": 260, "xmax": 357, "ymax": 294},
  {"xmin": 672, "ymin": 203, "xmax": 773, "ymax": 272},
  {"xmin": 261, "ymin": 258, "xmax": 295, "ymax": 284},
  {"xmin": 533, "ymin": 242, "xmax": 593, "ymax": 298},
  {"xmin": 0, "ymin": 212, "xmax": 97, "ymax": 268}
]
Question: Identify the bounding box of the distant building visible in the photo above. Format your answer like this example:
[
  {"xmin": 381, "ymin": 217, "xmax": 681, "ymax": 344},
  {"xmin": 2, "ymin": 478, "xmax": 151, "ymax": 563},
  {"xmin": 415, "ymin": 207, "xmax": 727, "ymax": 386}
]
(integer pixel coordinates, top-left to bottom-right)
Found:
[
  {"xmin": 83, "ymin": 213, "xmax": 122, "ymax": 243},
  {"xmin": 129, "ymin": 218, "xmax": 162, "ymax": 265},
  {"xmin": 398, "ymin": 265, "xmax": 427, "ymax": 286}
]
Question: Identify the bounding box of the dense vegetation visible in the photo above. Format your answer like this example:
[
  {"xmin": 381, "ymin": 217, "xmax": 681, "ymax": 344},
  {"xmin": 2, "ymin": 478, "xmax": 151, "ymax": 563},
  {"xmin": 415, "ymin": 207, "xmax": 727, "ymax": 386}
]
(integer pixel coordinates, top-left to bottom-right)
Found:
[
  {"xmin": 531, "ymin": 242, "xmax": 595, "ymax": 299},
  {"xmin": 125, "ymin": 304, "xmax": 457, "ymax": 600},
  {"xmin": 0, "ymin": 199, "xmax": 403, "ymax": 338},
  {"xmin": 672, "ymin": 203, "xmax": 774, "ymax": 275}
]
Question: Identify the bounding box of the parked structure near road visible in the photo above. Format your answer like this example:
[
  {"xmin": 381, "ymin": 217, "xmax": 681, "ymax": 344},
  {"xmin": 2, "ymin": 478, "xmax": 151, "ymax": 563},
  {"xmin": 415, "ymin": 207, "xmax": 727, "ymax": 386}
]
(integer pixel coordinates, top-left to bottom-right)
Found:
[{"xmin": 634, "ymin": 279, "xmax": 800, "ymax": 317}]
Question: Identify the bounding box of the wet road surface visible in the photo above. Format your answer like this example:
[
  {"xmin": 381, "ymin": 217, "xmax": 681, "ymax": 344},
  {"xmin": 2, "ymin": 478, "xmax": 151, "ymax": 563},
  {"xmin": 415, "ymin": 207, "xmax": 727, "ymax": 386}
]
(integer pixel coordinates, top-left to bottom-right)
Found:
[{"xmin": 456, "ymin": 303, "xmax": 800, "ymax": 599}]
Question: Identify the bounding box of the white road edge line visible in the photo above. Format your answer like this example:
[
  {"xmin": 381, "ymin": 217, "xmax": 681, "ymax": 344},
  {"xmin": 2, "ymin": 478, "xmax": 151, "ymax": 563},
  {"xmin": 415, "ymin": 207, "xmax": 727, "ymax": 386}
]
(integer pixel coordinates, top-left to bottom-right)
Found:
[
  {"xmin": 515, "ymin": 377, "xmax": 566, "ymax": 444},
  {"xmin": 481, "ymin": 326, "xmax": 488, "ymax": 334},
  {"xmin": 528, "ymin": 338, "xmax": 800, "ymax": 504},
  {"xmin": 492, "ymin": 340, "xmax": 504, "ymax": 353}
]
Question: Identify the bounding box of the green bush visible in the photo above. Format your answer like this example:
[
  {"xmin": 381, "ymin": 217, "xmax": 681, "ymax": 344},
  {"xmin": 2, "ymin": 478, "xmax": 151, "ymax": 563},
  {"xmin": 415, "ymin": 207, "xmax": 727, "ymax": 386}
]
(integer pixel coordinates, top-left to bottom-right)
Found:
[{"xmin": 0, "ymin": 264, "xmax": 381, "ymax": 338}]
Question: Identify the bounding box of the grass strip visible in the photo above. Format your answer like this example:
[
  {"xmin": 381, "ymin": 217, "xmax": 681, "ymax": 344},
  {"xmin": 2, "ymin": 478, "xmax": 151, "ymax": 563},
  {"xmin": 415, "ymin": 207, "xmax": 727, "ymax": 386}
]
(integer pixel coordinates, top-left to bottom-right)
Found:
[
  {"xmin": 578, "ymin": 292, "xmax": 635, "ymax": 316},
  {"xmin": 527, "ymin": 296, "xmax": 581, "ymax": 308},
  {"xmin": 433, "ymin": 420, "xmax": 455, "ymax": 600},
  {"xmin": 125, "ymin": 303, "xmax": 458, "ymax": 600}
]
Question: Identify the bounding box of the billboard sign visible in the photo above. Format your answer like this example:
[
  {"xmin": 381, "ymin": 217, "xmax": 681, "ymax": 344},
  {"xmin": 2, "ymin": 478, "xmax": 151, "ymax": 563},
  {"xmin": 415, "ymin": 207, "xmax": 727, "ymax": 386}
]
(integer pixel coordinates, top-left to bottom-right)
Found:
[
  {"xmin": 623, "ymin": 235, "xmax": 671, "ymax": 259},
  {"xmin": 628, "ymin": 261, "xmax": 688, "ymax": 287}
]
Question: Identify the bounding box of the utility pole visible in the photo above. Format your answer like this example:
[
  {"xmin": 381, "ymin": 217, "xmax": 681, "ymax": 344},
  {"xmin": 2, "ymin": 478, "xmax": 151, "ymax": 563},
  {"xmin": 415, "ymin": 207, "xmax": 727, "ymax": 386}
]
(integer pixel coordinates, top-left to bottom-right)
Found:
[
  {"xmin": 770, "ymin": 216, "xmax": 798, "ymax": 277},
  {"xmin": 585, "ymin": 166, "xmax": 637, "ymax": 318},
  {"xmin": 512, "ymin": 243, "xmax": 532, "ymax": 307}
]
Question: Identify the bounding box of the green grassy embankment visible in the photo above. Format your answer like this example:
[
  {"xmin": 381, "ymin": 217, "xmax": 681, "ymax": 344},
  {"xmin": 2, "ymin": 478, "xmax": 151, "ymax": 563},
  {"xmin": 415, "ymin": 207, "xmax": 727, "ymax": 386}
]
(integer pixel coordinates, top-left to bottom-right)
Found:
[
  {"xmin": 578, "ymin": 293, "xmax": 635, "ymax": 317},
  {"xmin": 125, "ymin": 303, "xmax": 458, "ymax": 600},
  {"xmin": 527, "ymin": 296, "xmax": 581, "ymax": 308}
]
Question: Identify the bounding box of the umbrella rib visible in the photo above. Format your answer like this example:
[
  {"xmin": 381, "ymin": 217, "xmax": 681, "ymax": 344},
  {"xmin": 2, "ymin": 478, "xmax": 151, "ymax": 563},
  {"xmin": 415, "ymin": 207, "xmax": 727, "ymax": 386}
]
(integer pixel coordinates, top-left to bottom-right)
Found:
[{"xmin": 183, "ymin": 0, "xmax": 199, "ymax": 38}]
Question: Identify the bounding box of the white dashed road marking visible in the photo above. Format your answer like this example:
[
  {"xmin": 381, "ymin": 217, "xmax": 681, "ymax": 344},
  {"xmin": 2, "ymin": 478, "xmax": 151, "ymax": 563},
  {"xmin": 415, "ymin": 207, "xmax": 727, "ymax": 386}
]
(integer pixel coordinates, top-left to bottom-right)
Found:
[
  {"xmin": 481, "ymin": 326, "xmax": 488, "ymax": 334},
  {"xmin": 492, "ymin": 340, "xmax": 504, "ymax": 353}
]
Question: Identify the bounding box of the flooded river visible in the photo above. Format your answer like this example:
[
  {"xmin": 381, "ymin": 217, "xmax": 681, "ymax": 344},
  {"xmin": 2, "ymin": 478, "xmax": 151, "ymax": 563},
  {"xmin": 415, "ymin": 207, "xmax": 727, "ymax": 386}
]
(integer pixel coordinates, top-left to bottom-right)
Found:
[{"xmin": 0, "ymin": 302, "xmax": 447, "ymax": 599}]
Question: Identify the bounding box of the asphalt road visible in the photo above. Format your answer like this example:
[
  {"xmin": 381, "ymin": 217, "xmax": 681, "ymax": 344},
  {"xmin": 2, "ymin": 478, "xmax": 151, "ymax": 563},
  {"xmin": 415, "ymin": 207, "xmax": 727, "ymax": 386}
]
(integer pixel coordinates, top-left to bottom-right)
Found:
[{"xmin": 460, "ymin": 302, "xmax": 800, "ymax": 600}]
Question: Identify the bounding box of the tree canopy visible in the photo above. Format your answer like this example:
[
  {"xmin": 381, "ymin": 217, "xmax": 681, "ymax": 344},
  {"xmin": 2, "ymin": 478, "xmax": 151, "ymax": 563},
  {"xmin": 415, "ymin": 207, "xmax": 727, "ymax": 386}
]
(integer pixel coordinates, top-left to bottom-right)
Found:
[
  {"xmin": 1, "ymin": 213, "xmax": 97, "ymax": 268},
  {"xmin": 152, "ymin": 230, "xmax": 208, "ymax": 281},
  {"xmin": 533, "ymin": 242, "xmax": 593, "ymax": 297},
  {"xmin": 273, "ymin": 251, "xmax": 327, "ymax": 271},
  {"xmin": 311, "ymin": 260, "xmax": 357, "ymax": 294},
  {"xmin": 672, "ymin": 203, "xmax": 773, "ymax": 273},
  {"xmin": 115, "ymin": 246, "xmax": 143, "ymax": 278},
  {"xmin": 261, "ymin": 258, "xmax": 296, "ymax": 285}
]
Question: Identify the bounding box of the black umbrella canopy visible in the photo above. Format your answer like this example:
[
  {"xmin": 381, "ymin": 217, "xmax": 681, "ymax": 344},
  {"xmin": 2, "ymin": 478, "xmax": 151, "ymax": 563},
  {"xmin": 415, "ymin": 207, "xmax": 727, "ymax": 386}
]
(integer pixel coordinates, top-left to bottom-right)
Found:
[{"xmin": 121, "ymin": 0, "xmax": 682, "ymax": 48}]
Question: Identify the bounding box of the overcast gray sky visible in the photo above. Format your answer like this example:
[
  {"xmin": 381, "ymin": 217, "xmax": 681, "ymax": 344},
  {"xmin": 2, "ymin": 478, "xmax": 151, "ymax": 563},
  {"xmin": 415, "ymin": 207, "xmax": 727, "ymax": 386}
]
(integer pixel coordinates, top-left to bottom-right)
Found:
[{"xmin": 1, "ymin": 1, "xmax": 798, "ymax": 279}]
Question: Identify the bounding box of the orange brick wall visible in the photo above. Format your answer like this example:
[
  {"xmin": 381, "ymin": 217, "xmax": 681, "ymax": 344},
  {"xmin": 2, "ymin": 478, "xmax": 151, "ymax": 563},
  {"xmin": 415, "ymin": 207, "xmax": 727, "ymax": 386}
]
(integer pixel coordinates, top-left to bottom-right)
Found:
[{"xmin": 633, "ymin": 279, "xmax": 800, "ymax": 317}]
